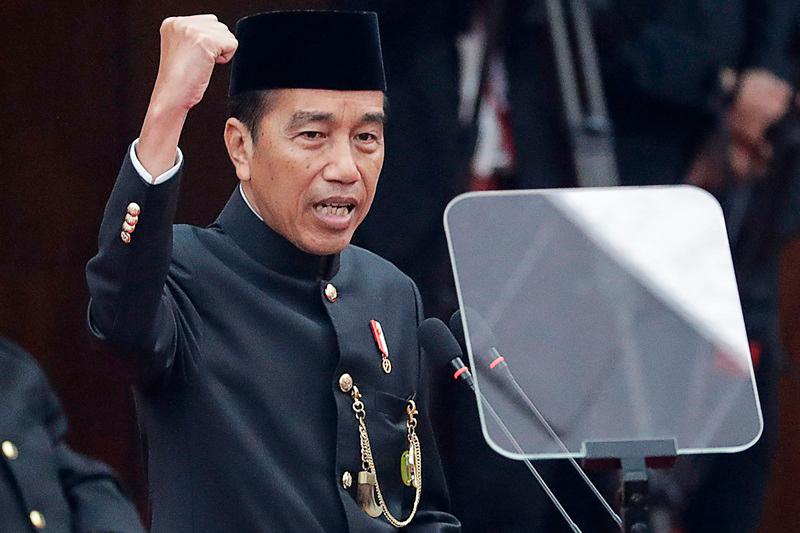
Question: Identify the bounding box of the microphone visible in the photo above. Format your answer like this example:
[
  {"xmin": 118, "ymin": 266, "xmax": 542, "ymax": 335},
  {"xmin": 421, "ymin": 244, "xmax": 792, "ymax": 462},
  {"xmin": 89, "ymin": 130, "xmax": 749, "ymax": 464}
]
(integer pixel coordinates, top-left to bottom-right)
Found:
[
  {"xmin": 449, "ymin": 309, "xmax": 508, "ymax": 371},
  {"xmin": 418, "ymin": 317, "xmax": 583, "ymax": 531},
  {"xmin": 418, "ymin": 317, "xmax": 475, "ymax": 390}
]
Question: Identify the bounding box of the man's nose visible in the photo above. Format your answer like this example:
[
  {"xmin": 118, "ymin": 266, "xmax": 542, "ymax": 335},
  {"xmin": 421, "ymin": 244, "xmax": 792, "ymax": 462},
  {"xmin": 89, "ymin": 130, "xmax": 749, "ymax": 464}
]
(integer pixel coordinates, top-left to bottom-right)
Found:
[{"xmin": 322, "ymin": 137, "xmax": 360, "ymax": 184}]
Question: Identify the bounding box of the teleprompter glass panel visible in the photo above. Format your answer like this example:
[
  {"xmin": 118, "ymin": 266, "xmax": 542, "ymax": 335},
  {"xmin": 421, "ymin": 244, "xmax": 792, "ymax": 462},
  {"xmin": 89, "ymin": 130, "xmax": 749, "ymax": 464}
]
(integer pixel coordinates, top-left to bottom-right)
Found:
[{"xmin": 444, "ymin": 187, "xmax": 762, "ymax": 459}]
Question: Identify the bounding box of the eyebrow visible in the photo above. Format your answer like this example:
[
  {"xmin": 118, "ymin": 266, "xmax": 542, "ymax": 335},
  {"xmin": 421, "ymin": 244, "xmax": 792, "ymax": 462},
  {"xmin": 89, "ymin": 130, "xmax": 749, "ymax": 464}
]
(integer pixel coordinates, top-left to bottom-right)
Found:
[
  {"xmin": 360, "ymin": 112, "xmax": 387, "ymax": 126},
  {"xmin": 288, "ymin": 111, "xmax": 335, "ymax": 130},
  {"xmin": 287, "ymin": 110, "xmax": 387, "ymax": 130}
]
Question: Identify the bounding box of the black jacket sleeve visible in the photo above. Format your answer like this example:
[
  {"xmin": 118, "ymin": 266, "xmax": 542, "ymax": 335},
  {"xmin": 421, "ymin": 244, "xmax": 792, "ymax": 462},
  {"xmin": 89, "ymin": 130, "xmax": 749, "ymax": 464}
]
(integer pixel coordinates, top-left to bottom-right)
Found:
[
  {"xmin": 86, "ymin": 150, "xmax": 196, "ymax": 385},
  {"xmin": 57, "ymin": 447, "xmax": 144, "ymax": 533}
]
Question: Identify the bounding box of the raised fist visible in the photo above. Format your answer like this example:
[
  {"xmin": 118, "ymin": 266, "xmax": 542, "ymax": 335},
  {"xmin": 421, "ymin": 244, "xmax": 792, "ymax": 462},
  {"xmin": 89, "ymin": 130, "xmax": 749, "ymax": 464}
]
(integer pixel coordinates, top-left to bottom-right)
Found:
[{"xmin": 151, "ymin": 14, "xmax": 238, "ymax": 112}]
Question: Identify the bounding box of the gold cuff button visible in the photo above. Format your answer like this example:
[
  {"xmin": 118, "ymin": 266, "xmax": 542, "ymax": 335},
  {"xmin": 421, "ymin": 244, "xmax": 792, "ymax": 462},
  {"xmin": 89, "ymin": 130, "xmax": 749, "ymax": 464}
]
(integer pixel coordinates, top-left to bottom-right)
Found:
[
  {"xmin": 2, "ymin": 440, "xmax": 18, "ymax": 460},
  {"xmin": 29, "ymin": 510, "xmax": 46, "ymax": 529},
  {"xmin": 126, "ymin": 202, "xmax": 141, "ymax": 217},
  {"xmin": 338, "ymin": 373, "xmax": 353, "ymax": 393},
  {"xmin": 324, "ymin": 283, "xmax": 338, "ymax": 302},
  {"xmin": 342, "ymin": 471, "xmax": 353, "ymax": 489},
  {"xmin": 120, "ymin": 231, "xmax": 132, "ymax": 245}
]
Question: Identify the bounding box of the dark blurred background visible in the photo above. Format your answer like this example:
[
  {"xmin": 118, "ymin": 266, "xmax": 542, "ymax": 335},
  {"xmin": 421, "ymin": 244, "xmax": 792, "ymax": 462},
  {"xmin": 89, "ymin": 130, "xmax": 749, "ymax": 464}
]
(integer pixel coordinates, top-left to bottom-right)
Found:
[{"xmin": 2, "ymin": 1, "xmax": 800, "ymax": 531}]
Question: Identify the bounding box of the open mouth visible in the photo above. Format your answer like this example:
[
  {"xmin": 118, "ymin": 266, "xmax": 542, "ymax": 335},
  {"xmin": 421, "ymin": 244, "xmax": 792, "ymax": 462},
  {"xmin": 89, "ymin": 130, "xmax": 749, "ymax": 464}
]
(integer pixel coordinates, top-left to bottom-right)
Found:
[{"xmin": 314, "ymin": 202, "xmax": 356, "ymax": 217}]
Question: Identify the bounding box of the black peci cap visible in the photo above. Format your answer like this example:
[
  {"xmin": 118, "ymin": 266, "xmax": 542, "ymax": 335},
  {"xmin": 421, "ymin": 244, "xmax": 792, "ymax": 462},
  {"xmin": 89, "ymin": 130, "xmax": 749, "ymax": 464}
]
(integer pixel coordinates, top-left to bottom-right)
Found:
[{"xmin": 229, "ymin": 10, "xmax": 386, "ymax": 96}]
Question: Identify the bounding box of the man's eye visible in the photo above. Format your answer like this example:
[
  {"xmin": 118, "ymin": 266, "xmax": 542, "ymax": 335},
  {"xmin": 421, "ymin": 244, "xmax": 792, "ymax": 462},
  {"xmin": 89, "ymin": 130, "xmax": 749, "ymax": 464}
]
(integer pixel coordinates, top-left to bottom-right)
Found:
[
  {"xmin": 300, "ymin": 131, "xmax": 324, "ymax": 140},
  {"xmin": 356, "ymin": 132, "xmax": 377, "ymax": 142}
]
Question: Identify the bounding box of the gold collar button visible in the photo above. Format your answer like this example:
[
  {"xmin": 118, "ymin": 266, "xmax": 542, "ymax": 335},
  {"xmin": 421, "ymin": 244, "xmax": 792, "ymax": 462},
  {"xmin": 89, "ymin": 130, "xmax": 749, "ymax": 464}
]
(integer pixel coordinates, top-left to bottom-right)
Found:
[
  {"xmin": 2, "ymin": 440, "xmax": 18, "ymax": 460},
  {"xmin": 324, "ymin": 283, "xmax": 338, "ymax": 302},
  {"xmin": 29, "ymin": 510, "xmax": 46, "ymax": 529}
]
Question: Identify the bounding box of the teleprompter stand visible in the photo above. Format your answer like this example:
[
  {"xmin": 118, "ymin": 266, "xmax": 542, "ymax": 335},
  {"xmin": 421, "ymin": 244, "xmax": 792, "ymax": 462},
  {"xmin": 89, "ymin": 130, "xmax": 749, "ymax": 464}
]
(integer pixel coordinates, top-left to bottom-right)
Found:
[{"xmin": 583, "ymin": 439, "xmax": 678, "ymax": 533}]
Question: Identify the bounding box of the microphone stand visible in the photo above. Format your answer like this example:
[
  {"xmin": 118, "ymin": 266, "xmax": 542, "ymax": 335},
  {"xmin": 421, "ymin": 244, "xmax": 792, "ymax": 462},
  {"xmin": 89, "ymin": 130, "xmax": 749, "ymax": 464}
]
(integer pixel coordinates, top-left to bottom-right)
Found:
[
  {"xmin": 480, "ymin": 350, "xmax": 623, "ymax": 530},
  {"xmin": 456, "ymin": 370, "xmax": 583, "ymax": 532},
  {"xmin": 450, "ymin": 306, "xmax": 623, "ymax": 529}
]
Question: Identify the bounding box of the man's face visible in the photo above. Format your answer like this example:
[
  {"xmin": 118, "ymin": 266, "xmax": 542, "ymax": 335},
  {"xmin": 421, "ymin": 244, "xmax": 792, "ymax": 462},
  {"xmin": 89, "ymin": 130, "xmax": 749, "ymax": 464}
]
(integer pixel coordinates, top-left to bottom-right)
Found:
[{"xmin": 243, "ymin": 89, "xmax": 385, "ymax": 255}]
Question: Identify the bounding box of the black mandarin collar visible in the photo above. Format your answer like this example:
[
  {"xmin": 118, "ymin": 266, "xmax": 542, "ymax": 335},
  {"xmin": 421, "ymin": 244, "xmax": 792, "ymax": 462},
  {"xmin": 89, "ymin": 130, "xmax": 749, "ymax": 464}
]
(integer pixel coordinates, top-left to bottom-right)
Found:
[{"xmin": 214, "ymin": 187, "xmax": 340, "ymax": 281}]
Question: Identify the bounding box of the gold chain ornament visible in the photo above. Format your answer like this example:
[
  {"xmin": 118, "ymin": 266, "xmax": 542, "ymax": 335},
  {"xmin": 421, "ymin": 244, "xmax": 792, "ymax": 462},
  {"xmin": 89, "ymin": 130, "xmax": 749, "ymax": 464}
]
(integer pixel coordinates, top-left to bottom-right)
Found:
[{"xmin": 350, "ymin": 385, "xmax": 422, "ymax": 527}]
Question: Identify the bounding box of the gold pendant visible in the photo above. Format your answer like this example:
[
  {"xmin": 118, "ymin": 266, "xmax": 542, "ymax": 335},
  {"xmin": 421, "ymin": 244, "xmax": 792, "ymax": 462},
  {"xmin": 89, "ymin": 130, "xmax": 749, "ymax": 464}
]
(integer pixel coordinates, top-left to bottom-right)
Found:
[
  {"xmin": 357, "ymin": 470, "xmax": 383, "ymax": 518},
  {"xmin": 401, "ymin": 450, "xmax": 412, "ymax": 486},
  {"xmin": 382, "ymin": 357, "xmax": 392, "ymax": 374}
]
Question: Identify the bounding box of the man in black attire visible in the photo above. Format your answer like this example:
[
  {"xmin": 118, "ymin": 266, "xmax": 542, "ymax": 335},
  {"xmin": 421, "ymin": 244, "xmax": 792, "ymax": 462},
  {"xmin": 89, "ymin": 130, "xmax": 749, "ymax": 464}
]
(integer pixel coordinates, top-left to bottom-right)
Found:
[
  {"xmin": 0, "ymin": 337, "xmax": 144, "ymax": 533},
  {"xmin": 85, "ymin": 10, "xmax": 459, "ymax": 532}
]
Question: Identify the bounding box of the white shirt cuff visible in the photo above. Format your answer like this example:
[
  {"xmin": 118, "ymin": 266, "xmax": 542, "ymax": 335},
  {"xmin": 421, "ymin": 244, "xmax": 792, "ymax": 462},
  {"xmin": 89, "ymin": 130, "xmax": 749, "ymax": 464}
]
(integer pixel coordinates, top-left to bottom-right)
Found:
[{"xmin": 130, "ymin": 139, "xmax": 183, "ymax": 185}]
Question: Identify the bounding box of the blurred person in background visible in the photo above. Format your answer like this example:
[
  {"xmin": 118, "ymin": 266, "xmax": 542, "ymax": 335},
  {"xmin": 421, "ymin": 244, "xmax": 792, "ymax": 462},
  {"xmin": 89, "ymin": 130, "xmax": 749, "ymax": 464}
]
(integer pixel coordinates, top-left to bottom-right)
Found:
[
  {"xmin": 0, "ymin": 337, "xmax": 144, "ymax": 533},
  {"xmin": 591, "ymin": 4, "xmax": 800, "ymax": 532},
  {"xmin": 670, "ymin": 30, "xmax": 800, "ymax": 533}
]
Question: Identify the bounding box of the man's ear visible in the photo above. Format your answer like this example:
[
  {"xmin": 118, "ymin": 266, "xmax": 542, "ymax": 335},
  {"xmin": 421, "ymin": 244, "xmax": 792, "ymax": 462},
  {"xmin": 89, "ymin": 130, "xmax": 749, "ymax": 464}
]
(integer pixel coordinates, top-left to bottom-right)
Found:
[{"xmin": 224, "ymin": 118, "xmax": 253, "ymax": 182}]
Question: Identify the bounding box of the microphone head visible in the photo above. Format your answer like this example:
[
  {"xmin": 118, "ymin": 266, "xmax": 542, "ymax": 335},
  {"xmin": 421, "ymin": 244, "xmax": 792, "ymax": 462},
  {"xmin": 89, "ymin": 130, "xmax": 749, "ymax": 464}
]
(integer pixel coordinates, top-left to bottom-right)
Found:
[
  {"xmin": 448, "ymin": 310, "xmax": 466, "ymax": 350},
  {"xmin": 418, "ymin": 317, "xmax": 464, "ymax": 367},
  {"xmin": 449, "ymin": 307, "xmax": 497, "ymax": 353}
]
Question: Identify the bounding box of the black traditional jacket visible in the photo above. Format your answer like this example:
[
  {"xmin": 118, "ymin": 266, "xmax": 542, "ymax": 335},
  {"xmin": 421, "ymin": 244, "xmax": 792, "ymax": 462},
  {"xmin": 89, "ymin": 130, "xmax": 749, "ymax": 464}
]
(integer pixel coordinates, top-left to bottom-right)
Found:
[
  {"xmin": 0, "ymin": 337, "xmax": 144, "ymax": 533},
  {"xmin": 85, "ymin": 153, "xmax": 460, "ymax": 532}
]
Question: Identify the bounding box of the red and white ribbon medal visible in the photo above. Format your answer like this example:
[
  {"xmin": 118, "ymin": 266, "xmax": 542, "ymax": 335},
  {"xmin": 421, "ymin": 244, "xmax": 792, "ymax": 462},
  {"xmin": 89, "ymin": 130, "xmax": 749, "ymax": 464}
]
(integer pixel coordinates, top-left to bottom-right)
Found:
[{"xmin": 370, "ymin": 319, "xmax": 392, "ymax": 374}]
